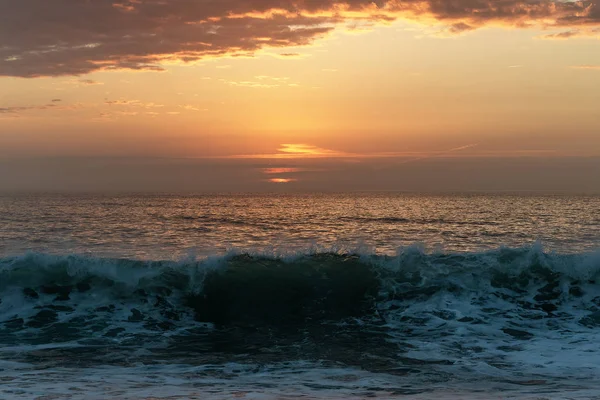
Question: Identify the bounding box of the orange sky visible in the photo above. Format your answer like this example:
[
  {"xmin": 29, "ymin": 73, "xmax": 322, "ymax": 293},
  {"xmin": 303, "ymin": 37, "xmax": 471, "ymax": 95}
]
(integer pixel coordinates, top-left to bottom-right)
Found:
[{"xmin": 1, "ymin": 1, "xmax": 600, "ymax": 192}]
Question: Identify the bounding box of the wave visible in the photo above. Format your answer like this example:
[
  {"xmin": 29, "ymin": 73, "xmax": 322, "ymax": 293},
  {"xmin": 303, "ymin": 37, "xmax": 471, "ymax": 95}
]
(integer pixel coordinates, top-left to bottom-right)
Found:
[
  {"xmin": 1, "ymin": 246, "xmax": 600, "ymax": 341},
  {"xmin": 3, "ymin": 246, "xmax": 600, "ymax": 395},
  {"xmin": 338, "ymin": 216, "xmax": 501, "ymax": 226}
]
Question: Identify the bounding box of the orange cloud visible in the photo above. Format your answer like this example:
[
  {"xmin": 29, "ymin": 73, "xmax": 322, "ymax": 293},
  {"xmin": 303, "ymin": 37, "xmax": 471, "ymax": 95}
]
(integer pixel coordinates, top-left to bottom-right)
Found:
[
  {"xmin": 540, "ymin": 27, "xmax": 600, "ymax": 39},
  {"xmin": 263, "ymin": 167, "xmax": 303, "ymax": 174},
  {"xmin": 1, "ymin": 1, "xmax": 600, "ymax": 77},
  {"xmin": 278, "ymin": 144, "xmax": 345, "ymax": 157},
  {"xmin": 230, "ymin": 143, "xmax": 484, "ymax": 160},
  {"xmin": 237, "ymin": 144, "xmax": 350, "ymax": 159},
  {"xmin": 78, "ymin": 79, "xmax": 104, "ymax": 86},
  {"xmin": 228, "ymin": 143, "xmax": 573, "ymax": 161},
  {"xmin": 570, "ymin": 65, "xmax": 600, "ymax": 70},
  {"xmin": 268, "ymin": 178, "xmax": 297, "ymax": 183},
  {"xmin": 0, "ymin": 103, "xmax": 82, "ymax": 115},
  {"xmin": 105, "ymin": 100, "xmax": 165, "ymax": 108}
]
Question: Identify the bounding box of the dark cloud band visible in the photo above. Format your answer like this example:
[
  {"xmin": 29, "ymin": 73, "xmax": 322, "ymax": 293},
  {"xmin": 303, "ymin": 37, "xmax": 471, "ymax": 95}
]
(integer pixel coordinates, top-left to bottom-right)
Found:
[{"xmin": 0, "ymin": 0, "xmax": 597, "ymax": 77}]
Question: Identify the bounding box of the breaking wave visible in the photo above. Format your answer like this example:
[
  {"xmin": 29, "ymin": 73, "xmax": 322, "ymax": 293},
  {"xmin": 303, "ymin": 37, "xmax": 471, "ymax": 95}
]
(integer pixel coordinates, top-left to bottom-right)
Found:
[
  {"xmin": 2, "ymin": 244, "xmax": 600, "ymax": 393},
  {"xmin": 1, "ymin": 245, "xmax": 600, "ymax": 334}
]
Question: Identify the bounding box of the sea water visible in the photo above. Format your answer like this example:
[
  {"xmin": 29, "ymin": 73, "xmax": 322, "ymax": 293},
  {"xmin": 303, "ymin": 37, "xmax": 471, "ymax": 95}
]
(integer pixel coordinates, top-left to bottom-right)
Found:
[{"xmin": 1, "ymin": 193, "xmax": 600, "ymax": 399}]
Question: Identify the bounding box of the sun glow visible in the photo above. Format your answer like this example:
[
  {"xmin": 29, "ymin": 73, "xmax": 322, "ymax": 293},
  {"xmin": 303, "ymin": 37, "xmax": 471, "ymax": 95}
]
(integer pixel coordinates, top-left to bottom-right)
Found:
[
  {"xmin": 277, "ymin": 144, "xmax": 338, "ymax": 157},
  {"xmin": 230, "ymin": 144, "xmax": 349, "ymax": 159},
  {"xmin": 263, "ymin": 168, "xmax": 302, "ymax": 174},
  {"xmin": 268, "ymin": 178, "xmax": 297, "ymax": 183}
]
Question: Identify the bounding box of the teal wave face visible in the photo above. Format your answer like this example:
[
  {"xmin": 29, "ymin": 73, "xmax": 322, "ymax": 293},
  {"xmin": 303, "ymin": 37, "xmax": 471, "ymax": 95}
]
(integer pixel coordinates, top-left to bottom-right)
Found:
[
  {"xmin": 1, "ymin": 246, "xmax": 600, "ymax": 387},
  {"xmin": 1, "ymin": 247, "xmax": 599, "ymax": 336}
]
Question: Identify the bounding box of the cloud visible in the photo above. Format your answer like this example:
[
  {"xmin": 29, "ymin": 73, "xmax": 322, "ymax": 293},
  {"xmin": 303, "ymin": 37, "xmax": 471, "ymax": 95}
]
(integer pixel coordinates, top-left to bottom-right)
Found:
[
  {"xmin": 78, "ymin": 79, "xmax": 104, "ymax": 85},
  {"xmin": 0, "ymin": 102, "xmax": 81, "ymax": 114},
  {"xmin": 227, "ymin": 143, "xmax": 562, "ymax": 161},
  {"xmin": 268, "ymin": 178, "xmax": 298, "ymax": 183},
  {"xmin": 231, "ymin": 143, "xmax": 351, "ymax": 159},
  {"xmin": 223, "ymin": 75, "xmax": 299, "ymax": 88},
  {"xmin": 255, "ymin": 75, "xmax": 290, "ymax": 81},
  {"xmin": 0, "ymin": 106, "xmax": 29, "ymax": 114},
  {"xmin": 105, "ymin": 99, "xmax": 165, "ymax": 108},
  {"xmin": 263, "ymin": 168, "xmax": 303, "ymax": 174},
  {"xmin": 570, "ymin": 65, "xmax": 600, "ymax": 70},
  {"xmin": 266, "ymin": 52, "xmax": 310, "ymax": 59},
  {"xmin": 51, "ymin": 99, "xmax": 62, "ymax": 102},
  {"xmin": 541, "ymin": 30, "xmax": 582, "ymax": 39},
  {"xmin": 225, "ymin": 80, "xmax": 280, "ymax": 88},
  {"xmin": 180, "ymin": 104, "xmax": 208, "ymax": 111},
  {"xmin": 539, "ymin": 27, "xmax": 600, "ymax": 39},
  {"xmin": 445, "ymin": 22, "xmax": 476, "ymax": 35},
  {"xmin": 105, "ymin": 100, "xmax": 139, "ymax": 106},
  {"xmin": 1, "ymin": 1, "xmax": 600, "ymax": 78}
]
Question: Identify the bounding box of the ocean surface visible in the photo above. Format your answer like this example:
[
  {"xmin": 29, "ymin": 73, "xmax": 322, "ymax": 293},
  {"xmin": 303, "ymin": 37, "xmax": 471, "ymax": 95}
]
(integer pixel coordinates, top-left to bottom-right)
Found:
[{"xmin": 1, "ymin": 193, "xmax": 600, "ymax": 399}]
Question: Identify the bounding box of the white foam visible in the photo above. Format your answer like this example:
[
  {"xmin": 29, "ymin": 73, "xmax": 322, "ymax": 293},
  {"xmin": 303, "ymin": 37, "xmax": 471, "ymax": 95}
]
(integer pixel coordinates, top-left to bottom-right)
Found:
[{"xmin": 0, "ymin": 361, "xmax": 598, "ymax": 400}]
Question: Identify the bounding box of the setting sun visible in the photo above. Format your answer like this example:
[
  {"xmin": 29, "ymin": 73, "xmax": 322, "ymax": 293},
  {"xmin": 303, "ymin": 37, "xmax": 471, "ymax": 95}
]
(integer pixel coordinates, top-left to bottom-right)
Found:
[{"xmin": 268, "ymin": 178, "xmax": 298, "ymax": 183}]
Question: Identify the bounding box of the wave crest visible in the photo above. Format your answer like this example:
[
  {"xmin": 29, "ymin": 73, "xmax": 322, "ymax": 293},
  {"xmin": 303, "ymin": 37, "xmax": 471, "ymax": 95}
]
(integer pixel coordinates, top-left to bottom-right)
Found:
[{"xmin": 1, "ymin": 246, "xmax": 600, "ymax": 334}]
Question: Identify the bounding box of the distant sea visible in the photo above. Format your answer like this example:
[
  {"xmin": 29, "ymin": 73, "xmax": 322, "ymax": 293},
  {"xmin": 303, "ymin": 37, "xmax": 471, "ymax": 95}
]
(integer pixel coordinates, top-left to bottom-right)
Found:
[{"xmin": 1, "ymin": 193, "xmax": 600, "ymax": 399}]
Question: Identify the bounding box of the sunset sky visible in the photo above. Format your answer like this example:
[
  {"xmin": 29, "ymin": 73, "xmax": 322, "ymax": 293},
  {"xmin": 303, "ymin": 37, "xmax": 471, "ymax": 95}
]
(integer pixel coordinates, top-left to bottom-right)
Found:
[{"xmin": 1, "ymin": 0, "xmax": 600, "ymax": 192}]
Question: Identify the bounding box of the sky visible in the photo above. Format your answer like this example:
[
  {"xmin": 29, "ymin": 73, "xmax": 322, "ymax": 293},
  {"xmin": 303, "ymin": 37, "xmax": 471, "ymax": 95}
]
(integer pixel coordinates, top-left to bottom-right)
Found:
[{"xmin": 1, "ymin": 0, "xmax": 600, "ymax": 193}]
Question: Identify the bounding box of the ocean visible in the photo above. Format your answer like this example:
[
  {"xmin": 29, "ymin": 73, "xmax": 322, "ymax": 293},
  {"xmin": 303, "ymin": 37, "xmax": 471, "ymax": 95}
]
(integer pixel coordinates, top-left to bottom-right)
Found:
[{"xmin": 1, "ymin": 193, "xmax": 599, "ymax": 399}]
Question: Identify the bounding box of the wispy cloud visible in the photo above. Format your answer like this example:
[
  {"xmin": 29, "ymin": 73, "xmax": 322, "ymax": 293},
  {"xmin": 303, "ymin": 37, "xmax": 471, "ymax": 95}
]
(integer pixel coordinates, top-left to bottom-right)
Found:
[
  {"xmin": 226, "ymin": 143, "xmax": 567, "ymax": 161},
  {"xmin": 255, "ymin": 76, "xmax": 290, "ymax": 81},
  {"xmin": 570, "ymin": 65, "xmax": 600, "ymax": 70},
  {"xmin": 0, "ymin": 106, "xmax": 29, "ymax": 114},
  {"xmin": 0, "ymin": 102, "xmax": 82, "ymax": 115},
  {"xmin": 78, "ymin": 79, "xmax": 104, "ymax": 86},
  {"xmin": 267, "ymin": 178, "xmax": 298, "ymax": 184},
  {"xmin": 540, "ymin": 30, "xmax": 582, "ymax": 39},
  {"xmin": 265, "ymin": 52, "xmax": 310, "ymax": 59},
  {"xmin": 230, "ymin": 144, "xmax": 350, "ymax": 159},
  {"xmin": 539, "ymin": 28, "xmax": 600, "ymax": 40},
  {"xmin": 222, "ymin": 76, "xmax": 299, "ymax": 88},
  {"xmin": 262, "ymin": 168, "xmax": 303, "ymax": 174},
  {"xmin": 268, "ymin": 178, "xmax": 298, "ymax": 183},
  {"xmin": 180, "ymin": 105, "xmax": 207, "ymax": 111},
  {"xmin": 224, "ymin": 80, "xmax": 281, "ymax": 88},
  {"xmin": 105, "ymin": 100, "xmax": 138, "ymax": 106},
  {"xmin": 386, "ymin": 144, "xmax": 479, "ymax": 165},
  {"xmin": 276, "ymin": 144, "xmax": 346, "ymax": 158},
  {"xmin": 105, "ymin": 99, "xmax": 165, "ymax": 108},
  {"xmin": 231, "ymin": 143, "xmax": 476, "ymax": 160}
]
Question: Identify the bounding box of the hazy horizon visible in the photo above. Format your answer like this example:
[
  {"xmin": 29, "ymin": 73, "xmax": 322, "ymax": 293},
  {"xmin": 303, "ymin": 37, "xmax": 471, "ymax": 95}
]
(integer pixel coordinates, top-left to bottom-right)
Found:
[{"xmin": 1, "ymin": 155, "xmax": 600, "ymax": 193}]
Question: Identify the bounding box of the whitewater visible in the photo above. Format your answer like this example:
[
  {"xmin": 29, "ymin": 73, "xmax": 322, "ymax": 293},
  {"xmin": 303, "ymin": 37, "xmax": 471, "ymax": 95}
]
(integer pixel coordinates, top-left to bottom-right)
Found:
[{"xmin": 1, "ymin": 193, "xmax": 600, "ymax": 399}]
